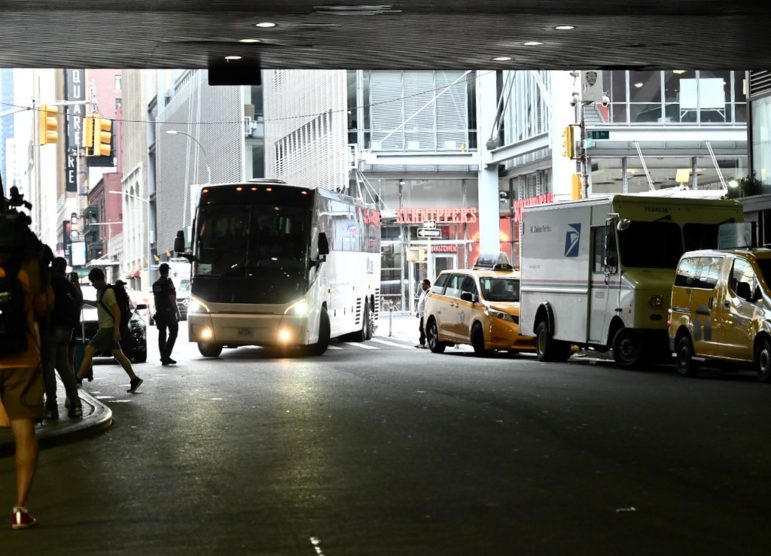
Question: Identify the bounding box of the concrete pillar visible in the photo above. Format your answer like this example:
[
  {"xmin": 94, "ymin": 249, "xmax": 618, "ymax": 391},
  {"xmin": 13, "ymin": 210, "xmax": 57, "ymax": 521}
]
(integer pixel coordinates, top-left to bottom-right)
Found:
[
  {"xmin": 551, "ymin": 71, "xmax": 579, "ymax": 201},
  {"xmin": 476, "ymin": 70, "xmax": 500, "ymax": 254}
]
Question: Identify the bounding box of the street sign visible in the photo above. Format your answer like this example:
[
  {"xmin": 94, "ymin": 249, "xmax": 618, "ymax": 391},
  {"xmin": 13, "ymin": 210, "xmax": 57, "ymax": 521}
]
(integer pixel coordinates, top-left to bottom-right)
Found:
[
  {"xmin": 589, "ymin": 130, "xmax": 610, "ymax": 140},
  {"xmin": 417, "ymin": 228, "xmax": 441, "ymax": 238},
  {"xmin": 422, "ymin": 220, "xmax": 436, "ymax": 229}
]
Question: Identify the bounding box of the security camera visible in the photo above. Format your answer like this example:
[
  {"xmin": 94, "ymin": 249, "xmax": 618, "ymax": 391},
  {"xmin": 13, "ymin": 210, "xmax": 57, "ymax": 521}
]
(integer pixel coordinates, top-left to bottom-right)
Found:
[
  {"xmin": 601, "ymin": 95, "xmax": 610, "ymax": 107},
  {"xmin": 499, "ymin": 191, "xmax": 509, "ymax": 203}
]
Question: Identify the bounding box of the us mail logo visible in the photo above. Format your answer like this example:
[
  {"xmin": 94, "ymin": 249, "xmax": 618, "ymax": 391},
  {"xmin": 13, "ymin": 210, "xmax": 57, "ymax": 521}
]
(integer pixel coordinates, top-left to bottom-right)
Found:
[{"xmin": 564, "ymin": 223, "xmax": 581, "ymax": 257}]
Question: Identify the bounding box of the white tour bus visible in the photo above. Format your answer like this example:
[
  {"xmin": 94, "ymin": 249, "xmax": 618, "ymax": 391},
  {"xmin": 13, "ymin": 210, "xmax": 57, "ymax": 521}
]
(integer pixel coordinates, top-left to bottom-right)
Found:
[{"xmin": 174, "ymin": 180, "xmax": 381, "ymax": 357}]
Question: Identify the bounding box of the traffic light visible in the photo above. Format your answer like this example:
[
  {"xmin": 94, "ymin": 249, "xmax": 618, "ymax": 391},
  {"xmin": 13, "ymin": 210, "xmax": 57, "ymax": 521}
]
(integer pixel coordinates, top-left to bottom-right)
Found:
[
  {"xmin": 84, "ymin": 115, "xmax": 113, "ymax": 156},
  {"xmin": 38, "ymin": 104, "xmax": 58, "ymax": 145},
  {"xmin": 561, "ymin": 125, "xmax": 576, "ymax": 159}
]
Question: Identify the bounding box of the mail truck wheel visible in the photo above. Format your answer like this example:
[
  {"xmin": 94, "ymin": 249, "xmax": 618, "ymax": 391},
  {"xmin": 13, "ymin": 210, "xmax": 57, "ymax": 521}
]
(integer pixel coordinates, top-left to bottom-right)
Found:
[
  {"xmin": 536, "ymin": 321, "xmax": 571, "ymax": 362},
  {"xmin": 755, "ymin": 336, "xmax": 771, "ymax": 383},
  {"xmin": 675, "ymin": 334, "xmax": 699, "ymax": 377},
  {"xmin": 612, "ymin": 328, "xmax": 642, "ymax": 368}
]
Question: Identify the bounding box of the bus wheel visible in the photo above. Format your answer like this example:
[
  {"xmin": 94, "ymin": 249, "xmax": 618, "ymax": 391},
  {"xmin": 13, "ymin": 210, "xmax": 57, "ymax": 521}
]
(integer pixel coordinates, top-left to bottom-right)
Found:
[
  {"xmin": 308, "ymin": 308, "xmax": 330, "ymax": 356},
  {"xmin": 198, "ymin": 342, "xmax": 223, "ymax": 357},
  {"xmin": 352, "ymin": 303, "xmax": 371, "ymax": 342},
  {"xmin": 426, "ymin": 318, "xmax": 445, "ymax": 353},
  {"xmin": 676, "ymin": 334, "xmax": 699, "ymax": 377},
  {"xmin": 612, "ymin": 328, "xmax": 642, "ymax": 368},
  {"xmin": 755, "ymin": 336, "xmax": 771, "ymax": 383}
]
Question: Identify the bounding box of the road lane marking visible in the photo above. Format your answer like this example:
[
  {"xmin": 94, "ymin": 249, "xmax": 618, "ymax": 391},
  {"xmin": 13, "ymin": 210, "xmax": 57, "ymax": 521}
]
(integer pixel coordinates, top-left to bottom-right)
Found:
[
  {"xmin": 342, "ymin": 342, "xmax": 378, "ymax": 349},
  {"xmin": 369, "ymin": 338, "xmax": 415, "ymax": 349}
]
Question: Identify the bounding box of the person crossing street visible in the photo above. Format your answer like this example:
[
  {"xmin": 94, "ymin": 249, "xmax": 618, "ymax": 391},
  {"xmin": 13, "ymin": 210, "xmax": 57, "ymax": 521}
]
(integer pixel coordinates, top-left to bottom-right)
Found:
[{"xmin": 153, "ymin": 263, "xmax": 180, "ymax": 366}]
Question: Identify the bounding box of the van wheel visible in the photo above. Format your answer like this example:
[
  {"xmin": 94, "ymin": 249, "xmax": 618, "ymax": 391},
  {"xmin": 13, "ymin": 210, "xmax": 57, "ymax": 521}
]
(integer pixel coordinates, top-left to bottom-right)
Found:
[
  {"xmin": 471, "ymin": 323, "xmax": 490, "ymax": 356},
  {"xmin": 755, "ymin": 337, "xmax": 771, "ymax": 383},
  {"xmin": 536, "ymin": 321, "xmax": 572, "ymax": 362},
  {"xmin": 675, "ymin": 335, "xmax": 699, "ymax": 377},
  {"xmin": 612, "ymin": 328, "xmax": 642, "ymax": 368},
  {"xmin": 426, "ymin": 318, "xmax": 446, "ymax": 353},
  {"xmin": 198, "ymin": 342, "xmax": 223, "ymax": 358}
]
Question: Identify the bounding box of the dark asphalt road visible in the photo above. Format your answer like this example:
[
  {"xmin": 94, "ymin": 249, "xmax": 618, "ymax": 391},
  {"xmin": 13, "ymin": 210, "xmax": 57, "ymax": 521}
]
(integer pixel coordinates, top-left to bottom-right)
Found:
[{"xmin": 2, "ymin": 326, "xmax": 771, "ymax": 555}]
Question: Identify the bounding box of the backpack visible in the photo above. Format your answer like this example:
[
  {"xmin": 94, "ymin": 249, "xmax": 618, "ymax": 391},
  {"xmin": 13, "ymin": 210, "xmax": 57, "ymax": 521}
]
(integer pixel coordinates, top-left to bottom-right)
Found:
[
  {"xmin": 0, "ymin": 212, "xmax": 29, "ymax": 355},
  {"xmin": 99, "ymin": 284, "xmax": 132, "ymax": 330},
  {"xmin": 51, "ymin": 274, "xmax": 80, "ymax": 328}
]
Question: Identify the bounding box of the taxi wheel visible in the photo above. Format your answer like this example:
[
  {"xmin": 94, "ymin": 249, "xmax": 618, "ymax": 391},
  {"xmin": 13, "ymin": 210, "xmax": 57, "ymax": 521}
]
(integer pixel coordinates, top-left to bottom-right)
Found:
[
  {"xmin": 755, "ymin": 336, "xmax": 771, "ymax": 383},
  {"xmin": 675, "ymin": 335, "xmax": 699, "ymax": 377},
  {"xmin": 471, "ymin": 323, "xmax": 490, "ymax": 356},
  {"xmin": 612, "ymin": 328, "xmax": 642, "ymax": 369},
  {"xmin": 426, "ymin": 318, "xmax": 446, "ymax": 353}
]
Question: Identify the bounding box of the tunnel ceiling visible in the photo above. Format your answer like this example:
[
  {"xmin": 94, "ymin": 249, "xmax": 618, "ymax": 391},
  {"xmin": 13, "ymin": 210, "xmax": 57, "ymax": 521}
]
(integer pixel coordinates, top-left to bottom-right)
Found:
[{"xmin": 0, "ymin": 1, "xmax": 767, "ymax": 70}]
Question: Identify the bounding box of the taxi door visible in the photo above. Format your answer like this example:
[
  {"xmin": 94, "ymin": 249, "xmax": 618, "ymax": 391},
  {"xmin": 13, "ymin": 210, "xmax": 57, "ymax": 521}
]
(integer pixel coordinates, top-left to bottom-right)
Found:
[
  {"xmin": 437, "ymin": 273, "xmax": 464, "ymax": 342},
  {"xmin": 689, "ymin": 256, "xmax": 723, "ymax": 358},
  {"xmin": 718, "ymin": 257, "xmax": 757, "ymax": 361},
  {"xmin": 454, "ymin": 274, "xmax": 478, "ymax": 342}
]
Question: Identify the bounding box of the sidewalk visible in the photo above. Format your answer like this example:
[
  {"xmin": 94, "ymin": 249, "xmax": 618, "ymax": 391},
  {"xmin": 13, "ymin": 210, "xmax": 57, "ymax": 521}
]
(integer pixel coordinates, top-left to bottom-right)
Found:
[
  {"xmin": 376, "ymin": 310, "xmax": 422, "ymax": 345},
  {"xmin": 0, "ymin": 379, "xmax": 112, "ymax": 457}
]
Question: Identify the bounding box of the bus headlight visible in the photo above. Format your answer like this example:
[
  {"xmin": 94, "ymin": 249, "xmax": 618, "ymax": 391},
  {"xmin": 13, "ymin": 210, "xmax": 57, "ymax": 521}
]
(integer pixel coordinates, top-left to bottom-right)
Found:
[
  {"xmin": 189, "ymin": 298, "xmax": 210, "ymax": 314},
  {"xmin": 284, "ymin": 299, "xmax": 309, "ymax": 316},
  {"xmin": 277, "ymin": 328, "xmax": 292, "ymax": 343}
]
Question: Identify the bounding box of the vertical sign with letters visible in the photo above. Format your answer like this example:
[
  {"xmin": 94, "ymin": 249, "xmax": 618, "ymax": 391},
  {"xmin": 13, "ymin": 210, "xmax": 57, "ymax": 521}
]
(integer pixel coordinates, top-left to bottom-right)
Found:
[{"xmin": 64, "ymin": 69, "xmax": 85, "ymax": 192}]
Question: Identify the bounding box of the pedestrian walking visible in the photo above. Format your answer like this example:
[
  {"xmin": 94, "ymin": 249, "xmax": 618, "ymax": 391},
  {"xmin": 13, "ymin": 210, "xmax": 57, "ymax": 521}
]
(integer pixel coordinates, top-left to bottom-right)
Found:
[
  {"xmin": 415, "ymin": 278, "xmax": 430, "ymax": 348},
  {"xmin": 152, "ymin": 262, "xmax": 180, "ymax": 365},
  {"xmin": 42, "ymin": 257, "xmax": 83, "ymax": 419},
  {"xmin": 75, "ymin": 268, "xmax": 143, "ymax": 393},
  {"xmin": 0, "ymin": 208, "xmax": 51, "ymax": 529}
]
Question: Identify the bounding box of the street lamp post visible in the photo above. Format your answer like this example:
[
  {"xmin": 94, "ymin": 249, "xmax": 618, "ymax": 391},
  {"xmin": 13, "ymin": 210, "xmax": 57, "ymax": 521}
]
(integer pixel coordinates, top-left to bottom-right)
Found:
[
  {"xmin": 109, "ymin": 190, "xmax": 152, "ymax": 290},
  {"xmin": 166, "ymin": 130, "xmax": 212, "ymax": 246},
  {"xmin": 165, "ymin": 130, "xmax": 212, "ymax": 185}
]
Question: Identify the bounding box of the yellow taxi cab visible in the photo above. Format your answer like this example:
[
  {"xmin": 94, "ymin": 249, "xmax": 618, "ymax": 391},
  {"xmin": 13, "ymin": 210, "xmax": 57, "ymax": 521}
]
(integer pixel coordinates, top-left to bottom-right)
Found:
[
  {"xmin": 668, "ymin": 247, "xmax": 771, "ymax": 381},
  {"xmin": 423, "ymin": 253, "xmax": 535, "ymax": 355}
]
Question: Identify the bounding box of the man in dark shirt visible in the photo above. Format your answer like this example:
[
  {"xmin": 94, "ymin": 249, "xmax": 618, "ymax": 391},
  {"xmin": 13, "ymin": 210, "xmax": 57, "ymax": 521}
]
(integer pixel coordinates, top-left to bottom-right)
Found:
[{"xmin": 152, "ymin": 263, "xmax": 180, "ymax": 365}]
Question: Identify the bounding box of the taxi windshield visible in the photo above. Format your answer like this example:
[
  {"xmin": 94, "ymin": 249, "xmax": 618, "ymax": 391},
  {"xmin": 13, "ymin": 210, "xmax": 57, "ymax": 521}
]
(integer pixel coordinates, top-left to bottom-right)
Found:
[{"xmin": 480, "ymin": 277, "xmax": 520, "ymax": 302}]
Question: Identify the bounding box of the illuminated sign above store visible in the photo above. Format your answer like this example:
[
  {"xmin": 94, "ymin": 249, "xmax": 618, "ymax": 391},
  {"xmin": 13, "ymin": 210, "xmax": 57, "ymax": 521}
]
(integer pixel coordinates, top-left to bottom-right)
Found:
[{"xmin": 395, "ymin": 208, "xmax": 478, "ymax": 224}]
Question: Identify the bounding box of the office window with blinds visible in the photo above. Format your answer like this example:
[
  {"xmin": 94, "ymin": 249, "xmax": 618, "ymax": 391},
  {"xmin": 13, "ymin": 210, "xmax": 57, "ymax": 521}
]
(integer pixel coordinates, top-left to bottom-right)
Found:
[{"xmin": 368, "ymin": 70, "xmax": 470, "ymax": 151}]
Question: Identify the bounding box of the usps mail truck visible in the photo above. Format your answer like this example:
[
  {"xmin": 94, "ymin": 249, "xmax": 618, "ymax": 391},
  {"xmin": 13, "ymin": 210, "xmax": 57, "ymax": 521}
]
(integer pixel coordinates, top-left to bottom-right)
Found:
[{"xmin": 519, "ymin": 195, "xmax": 743, "ymax": 367}]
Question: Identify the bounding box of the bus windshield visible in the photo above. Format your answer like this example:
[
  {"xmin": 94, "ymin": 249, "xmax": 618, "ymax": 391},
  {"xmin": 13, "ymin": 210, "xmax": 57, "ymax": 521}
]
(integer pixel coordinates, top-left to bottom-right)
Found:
[{"xmin": 193, "ymin": 203, "xmax": 311, "ymax": 303}]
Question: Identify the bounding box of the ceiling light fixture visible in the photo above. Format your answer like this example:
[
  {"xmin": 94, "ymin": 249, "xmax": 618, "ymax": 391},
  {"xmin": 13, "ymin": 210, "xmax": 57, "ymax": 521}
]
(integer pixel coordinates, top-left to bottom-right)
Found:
[
  {"xmin": 523, "ymin": 41, "xmax": 543, "ymax": 46},
  {"xmin": 634, "ymin": 82, "xmax": 643, "ymax": 88},
  {"xmin": 239, "ymin": 39, "xmax": 261, "ymax": 43},
  {"xmin": 225, "ymin": 55, "xmax": 242, "ymax": 61},
  {"xmin": 492, "ymin": 56, "xmax": 512, "ymax": 62},
  {"xmin": 554, "ymin": 25, "xmax": 575, "ymax": 30},
  {"xmin": 256, "ymin": 22, "xmax": 277, "ymax": 28},
  {"xmin": 673, "ymin": 69, "xmax": 686, "ymax": 74}
]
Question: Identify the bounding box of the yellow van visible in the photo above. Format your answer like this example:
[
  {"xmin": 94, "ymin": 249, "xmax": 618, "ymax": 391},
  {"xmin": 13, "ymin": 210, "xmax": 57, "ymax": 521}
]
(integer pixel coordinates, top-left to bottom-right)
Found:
[
  {"xmin": 423, "ymin": 254, "xmax": 535, "ymax": 356},
  {"xmin": 668, "ymin": 248, "xmax": 771, "ymax": 381}
]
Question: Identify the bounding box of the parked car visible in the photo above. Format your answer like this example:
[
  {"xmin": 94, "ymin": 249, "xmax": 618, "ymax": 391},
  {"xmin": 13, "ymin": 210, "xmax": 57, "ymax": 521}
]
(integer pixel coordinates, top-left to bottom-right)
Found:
[
  {"xmin": 423, "ymin": 253, "xmax": 535, "ymax": 355},
  {"xmin": 176, "ymin": 277, "xmax": 190, "ymax": 320},
  {"xmin": 669, "ymin": 247, "xmax": 771, "ymax": 381},
  {"xmin": 76, "ymin": 286, "xmax": 148, "ymax": 363}
]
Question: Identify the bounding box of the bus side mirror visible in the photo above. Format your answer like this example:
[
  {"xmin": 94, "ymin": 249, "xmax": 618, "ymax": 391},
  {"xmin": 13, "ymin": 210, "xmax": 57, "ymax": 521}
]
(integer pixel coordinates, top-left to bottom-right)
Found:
[
  {"xmin": 174, "ymin": 230, "xmax": 196, "ymax": 263},
  {"xmin": 318, "ymin": 232, "xmax": 330, "ymax": 257},
  {"xmin": 174, "ymin": 230, "xmax": 186, "ymax": 253}
]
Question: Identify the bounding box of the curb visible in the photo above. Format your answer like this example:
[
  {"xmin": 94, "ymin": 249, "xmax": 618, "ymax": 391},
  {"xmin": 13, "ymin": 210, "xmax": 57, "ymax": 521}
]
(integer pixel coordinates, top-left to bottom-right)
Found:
[{"xmin": 0, "ymin": 388, "xmax": 113, "ymax": 458}]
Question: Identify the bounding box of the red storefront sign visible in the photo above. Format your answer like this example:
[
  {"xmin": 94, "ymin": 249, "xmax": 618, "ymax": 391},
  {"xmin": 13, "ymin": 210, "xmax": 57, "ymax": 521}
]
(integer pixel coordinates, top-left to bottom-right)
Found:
[
  {"xmin": 395, "ymin": 207, "xmax": 478, "ymax": 224},
  {"xmin": 513, "ymin": 193, "xmax": 553, "ymax": 221}
]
